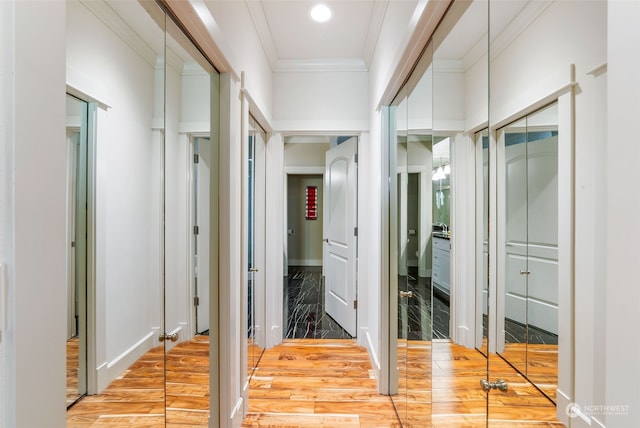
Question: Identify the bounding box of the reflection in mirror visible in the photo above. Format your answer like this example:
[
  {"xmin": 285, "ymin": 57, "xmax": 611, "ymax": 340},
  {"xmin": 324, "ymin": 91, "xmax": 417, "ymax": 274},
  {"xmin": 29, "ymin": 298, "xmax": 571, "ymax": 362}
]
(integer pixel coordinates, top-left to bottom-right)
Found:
[
  {"xmin": 499, "ymin": 102, "xmax": 558, "ymax": 402},
  {"xmin": 475, "ymin": 129, "xmax": 489, "ymax": 356},
  {"xmin": 247, "ymin": 115, "xmax": 267, "ymax": 377},
  {"xmin": 389, "ymin": 38, "xmax": 434, "ymax": 426},
  {"xmin": 163, "ymin": 10, "xmax": 214, "ymax": 423},
  {"xmin": 392, "ymin": 95, "xmax": 409, "ymax": 423},
  {"xmin": 65, "ymin": 94, "xmax": 89, "ymax": 408},
  {"xmin": 431, "ymin": 136, "xmax": 450, "ymax": 339},
  {"xmin": 431, "ymin": 0, "xmax": 489, "ymax": 424},
  {"xmin": 405, "ymin": 55, "xmax": 434, "ymax": 426}
]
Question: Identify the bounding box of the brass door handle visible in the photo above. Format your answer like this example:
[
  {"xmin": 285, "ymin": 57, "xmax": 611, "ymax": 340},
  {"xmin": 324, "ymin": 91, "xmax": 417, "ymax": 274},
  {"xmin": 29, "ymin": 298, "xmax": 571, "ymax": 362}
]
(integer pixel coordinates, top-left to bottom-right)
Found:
[{"xmin": 399, "ymin": 291, "xmax": 413, "ymax": 298}]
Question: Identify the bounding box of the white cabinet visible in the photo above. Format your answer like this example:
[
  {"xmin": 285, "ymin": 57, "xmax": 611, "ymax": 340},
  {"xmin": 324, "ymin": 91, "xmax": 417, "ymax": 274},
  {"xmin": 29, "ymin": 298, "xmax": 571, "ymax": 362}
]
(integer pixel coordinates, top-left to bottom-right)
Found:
[{"xmin": 432, "ymin": 236, "xmax": 450, "ymax": 295}]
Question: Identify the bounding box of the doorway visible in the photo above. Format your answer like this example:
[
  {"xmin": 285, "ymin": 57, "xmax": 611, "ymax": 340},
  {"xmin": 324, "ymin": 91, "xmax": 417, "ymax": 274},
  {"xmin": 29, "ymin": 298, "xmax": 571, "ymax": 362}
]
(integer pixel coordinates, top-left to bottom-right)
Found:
[{"xmin": 283, "ymin": 137, "xmax": 358, "ymax": 340}]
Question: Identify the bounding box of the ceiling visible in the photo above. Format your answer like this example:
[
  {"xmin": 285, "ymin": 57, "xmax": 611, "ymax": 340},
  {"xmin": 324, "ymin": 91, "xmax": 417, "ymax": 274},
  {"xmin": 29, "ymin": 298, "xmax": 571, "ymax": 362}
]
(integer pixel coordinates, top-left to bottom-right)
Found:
[{"xmin": 209, "ymin": 0, "xmax": 407, "ymax": 72}]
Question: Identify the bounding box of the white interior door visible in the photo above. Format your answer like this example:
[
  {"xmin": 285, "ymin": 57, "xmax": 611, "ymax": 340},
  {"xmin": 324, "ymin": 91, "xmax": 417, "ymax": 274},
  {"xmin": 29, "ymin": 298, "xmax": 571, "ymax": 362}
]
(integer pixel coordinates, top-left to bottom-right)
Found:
[
  {"xmin": 323, "ymin": 138, "xmax": 357, "ymax": 337},
  {"xmin": 195, "ymin": 137, "xmax": 211, "ymax": 334}
]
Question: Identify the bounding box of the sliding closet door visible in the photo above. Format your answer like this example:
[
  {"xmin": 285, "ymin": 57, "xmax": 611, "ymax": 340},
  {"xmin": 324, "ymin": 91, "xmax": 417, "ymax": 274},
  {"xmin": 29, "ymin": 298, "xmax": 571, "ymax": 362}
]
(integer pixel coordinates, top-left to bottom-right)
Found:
[
  {"xmin": 391, "ymin": 95, "xmax": 409, "ymax": 423},
  {"xmin": 66, "ymin": 1, "xmax": 218, "ymax": 424},
  {"xmin": 163, "ymin": 11, "xmax": 217, "ymax": 425},
  {"xmin": 497, "ymin": 103, "xmax": 559, "ymax": 402}
]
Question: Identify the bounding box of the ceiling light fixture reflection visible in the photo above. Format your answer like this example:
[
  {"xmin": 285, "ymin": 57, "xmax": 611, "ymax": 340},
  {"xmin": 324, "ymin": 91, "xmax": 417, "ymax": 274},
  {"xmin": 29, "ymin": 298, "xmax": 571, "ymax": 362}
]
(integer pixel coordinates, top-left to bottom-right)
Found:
[{"xmin": 310, "ymin": 4, "xmax": 332, "ymax": 22}]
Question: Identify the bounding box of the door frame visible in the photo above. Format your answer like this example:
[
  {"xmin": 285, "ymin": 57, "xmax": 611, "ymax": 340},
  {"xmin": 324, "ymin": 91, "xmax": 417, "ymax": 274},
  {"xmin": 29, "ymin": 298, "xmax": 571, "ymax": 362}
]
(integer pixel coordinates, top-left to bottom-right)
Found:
[
  {"xmin": 283, "ymin": 167, "xmax": 325, "ymax": 270},
  {"xmin": 65, "ymin": 90, "xmax": 98, "ymax": 397}
]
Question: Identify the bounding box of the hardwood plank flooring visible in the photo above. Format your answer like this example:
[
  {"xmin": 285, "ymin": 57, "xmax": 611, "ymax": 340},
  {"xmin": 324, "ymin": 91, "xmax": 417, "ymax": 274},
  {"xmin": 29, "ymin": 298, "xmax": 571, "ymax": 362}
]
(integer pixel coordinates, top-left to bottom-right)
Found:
[
  {"xmin": 67, "ymin": 336, "xmax": 210, "ymax": 428},
  {"xmin": 67, "ymin": 337, "xmax": 80, "ymax": 406},
  {"xmin": 68, "ymin": 336, "xmax": 562, "ymax": 427},
  {"xmin": 243, "ymin": 339, "xmax": 401, "ymax": 428}
]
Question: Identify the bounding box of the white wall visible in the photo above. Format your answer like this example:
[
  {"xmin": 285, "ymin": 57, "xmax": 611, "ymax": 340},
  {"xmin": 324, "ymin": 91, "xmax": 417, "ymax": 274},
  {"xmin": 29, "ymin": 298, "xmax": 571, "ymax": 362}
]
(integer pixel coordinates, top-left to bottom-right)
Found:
[
  {"xmin": 0, "ymin": 1, "xmax": 67, "ymax": 426},
  {"xmin": 203, "ymin": 0, "xmax": 273, "ymax": 125},
  {"xmin": 606, "ymin": 2, "xmax": 640, "ymax": 427},
  {"xmin": 273, "ymin": 71, "xmax": 369, "ymax": 131},
  {"xmin": 284, "ymin": 142, "xmax": 328, "ymax": 167}
]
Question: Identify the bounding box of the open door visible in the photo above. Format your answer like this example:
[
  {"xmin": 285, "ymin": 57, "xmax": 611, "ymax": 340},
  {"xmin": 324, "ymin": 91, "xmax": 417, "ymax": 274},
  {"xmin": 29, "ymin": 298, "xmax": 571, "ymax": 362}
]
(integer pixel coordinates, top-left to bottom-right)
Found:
[{"xmin": 323, "ymin": 137, "xmax": 357, "ymax": 337}]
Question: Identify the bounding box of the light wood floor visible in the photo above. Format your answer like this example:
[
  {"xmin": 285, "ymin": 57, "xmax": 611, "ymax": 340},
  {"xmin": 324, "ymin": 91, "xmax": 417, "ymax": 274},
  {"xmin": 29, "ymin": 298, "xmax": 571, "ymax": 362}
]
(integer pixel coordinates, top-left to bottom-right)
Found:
[
  {"xmin": 68, "ymin": 336, "xmax": 562, "ymax": 427},
  {"xmin": 67, "ymin": 337, "xmax": 80, "ymax": 406}
]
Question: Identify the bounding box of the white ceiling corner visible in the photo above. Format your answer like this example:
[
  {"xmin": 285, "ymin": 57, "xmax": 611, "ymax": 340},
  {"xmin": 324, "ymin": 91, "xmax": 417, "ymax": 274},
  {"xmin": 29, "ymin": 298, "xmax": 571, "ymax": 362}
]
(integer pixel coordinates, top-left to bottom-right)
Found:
[{"xmin": 240, "ymin": 0, "xmax": 389, "ymax": 73}]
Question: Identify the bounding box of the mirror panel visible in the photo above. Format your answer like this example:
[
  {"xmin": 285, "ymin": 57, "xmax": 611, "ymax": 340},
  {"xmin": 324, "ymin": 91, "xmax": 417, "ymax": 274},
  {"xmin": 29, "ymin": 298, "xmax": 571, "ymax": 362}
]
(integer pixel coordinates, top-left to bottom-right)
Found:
[
  {"xmin": 163, "ymin": 10, "xmax": 214, "ymax": 424},
  {"xmin": 66, "ymin": 0, "xmax": 217, "ymax": 424},
  {"xmin": 65, "ymin": 94, "xmax": 89, "ymax": 408},
  {"xmin": 475, "ymin": 129, "xmax": 489, "ymax": 356},
  {"xmin": 524, "ymin": 103, "xmax": 558, "ymax": 402},
  {"xmin": 498, "ymin": 102, "xmax": 559, "ymax": 403},
  {"xmin": 405, "ymin": 48, "xmax": 434, "ymax": 426},
  {"xmin": 247, "ymin": 115, "xmax": 267, "ymax": 377},
  {"xmin": 432, "ymin": 0, "xmax": 489, "ymax": 424},
  {"xmin": 391, "ymin": 94, "xmax": 409, "ymax": 423}
]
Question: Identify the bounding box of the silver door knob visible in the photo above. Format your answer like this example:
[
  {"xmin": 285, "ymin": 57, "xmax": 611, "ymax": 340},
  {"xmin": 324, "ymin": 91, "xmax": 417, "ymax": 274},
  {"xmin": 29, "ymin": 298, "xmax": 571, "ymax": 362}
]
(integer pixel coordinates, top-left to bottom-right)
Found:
[
  {"xmin": 159, "ymin": 332, "xmax": 178, "ymax": 343},
  {"xmin": 480, "ymin": 379, "xmax": 508, "ymax": 392}
]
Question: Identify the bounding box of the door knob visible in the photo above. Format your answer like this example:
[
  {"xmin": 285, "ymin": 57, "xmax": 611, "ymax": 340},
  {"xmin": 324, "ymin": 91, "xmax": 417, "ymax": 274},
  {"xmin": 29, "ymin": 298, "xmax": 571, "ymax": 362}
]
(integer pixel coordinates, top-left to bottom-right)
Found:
[
  {"xmin": 249, "ymin": 267, "xmax": 259, "ymax": 272},
  {"xmin": 520, "ymin": 270, "xmax": 531, "ymax": 275},
  {"xmin": 399, "ymin": 290, "xmax": 413, "ymax": 298},
  {"xmin": 480, "ymin": 379, "xmax": 508, "ymax": 392},
  {"xmin": 159, "ymin": 332, "xmax": 178, "ymax": 343},
  {"xmin": 323, "ymin": 238, "xmax": 329, "ymax": 243}
]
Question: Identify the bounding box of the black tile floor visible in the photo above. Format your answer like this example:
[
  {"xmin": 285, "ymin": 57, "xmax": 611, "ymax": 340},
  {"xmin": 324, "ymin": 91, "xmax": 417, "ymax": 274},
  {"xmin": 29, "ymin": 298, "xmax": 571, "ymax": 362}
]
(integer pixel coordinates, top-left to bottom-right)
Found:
[
  {"xmin": 284, "ymin": 266, "xmax": 352, "ymax": 339},
  {"xmin": 399, "ymin": 267, "xmax": 451, "ymax": 340}
]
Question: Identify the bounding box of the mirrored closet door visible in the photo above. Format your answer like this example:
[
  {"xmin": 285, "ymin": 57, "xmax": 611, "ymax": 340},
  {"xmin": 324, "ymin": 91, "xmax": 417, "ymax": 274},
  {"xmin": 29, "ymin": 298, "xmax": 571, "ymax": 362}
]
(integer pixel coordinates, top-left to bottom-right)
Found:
[
  {"xmin": 247, "ymin": 115, "xmax": 267, "ymax": 378},
  {"xmin": 65, "ymin": 94, "xmax": 89, "ymax": 408},
  {"xmin": 497, "ymin": 102, "xmax": 559, "ymax": 402},
  {"xmin": 66, "ymin": 0, "xmax": 218, "ymax": 424},
  {"xmin": 389, "ymin": 35, "xmax": 436, "ymax": 428}
]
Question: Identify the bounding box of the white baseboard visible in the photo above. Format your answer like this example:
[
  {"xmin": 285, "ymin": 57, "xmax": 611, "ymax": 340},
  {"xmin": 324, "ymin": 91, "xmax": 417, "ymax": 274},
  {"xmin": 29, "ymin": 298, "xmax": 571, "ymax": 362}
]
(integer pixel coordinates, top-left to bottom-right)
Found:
[
  {"xmin": 288, "ymin": 259, "xmax": 322, "ymax": 266},
  {"xmin": 229, "ymin": 397, "xmax": 244, "ymax": 428},
  {"xmin": 269, "ymin": 325, "xmax": 282, "ymax": 348},
  {"xmin": 107, "ymin": 331, "xmax": 155, "ymax": 385},
  {"xmin": 95, "ymin": 361, "xmax": 109, "ymax": 394},
  {"xmin": 362, "ymin": 329, "xmax": 380, "ymax": 384},
  {"xmin": 556, "ymin": 388, "xmax": 572, "ymax": 426}
]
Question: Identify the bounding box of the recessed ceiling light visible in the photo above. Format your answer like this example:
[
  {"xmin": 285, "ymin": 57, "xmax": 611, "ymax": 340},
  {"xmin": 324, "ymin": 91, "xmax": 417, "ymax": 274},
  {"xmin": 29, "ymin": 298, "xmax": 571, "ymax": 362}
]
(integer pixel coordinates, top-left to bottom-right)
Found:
[{"xmin": 310, "ymin": 4, "xmax": 332, "ymax": 23}]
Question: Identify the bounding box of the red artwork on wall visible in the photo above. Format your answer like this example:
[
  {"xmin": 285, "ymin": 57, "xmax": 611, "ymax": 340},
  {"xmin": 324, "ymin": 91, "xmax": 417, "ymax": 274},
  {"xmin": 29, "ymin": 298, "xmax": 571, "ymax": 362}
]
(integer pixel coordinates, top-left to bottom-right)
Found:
[{"xmin": 305, "ymin": 186, "xmax": 318, "ymax": 220}]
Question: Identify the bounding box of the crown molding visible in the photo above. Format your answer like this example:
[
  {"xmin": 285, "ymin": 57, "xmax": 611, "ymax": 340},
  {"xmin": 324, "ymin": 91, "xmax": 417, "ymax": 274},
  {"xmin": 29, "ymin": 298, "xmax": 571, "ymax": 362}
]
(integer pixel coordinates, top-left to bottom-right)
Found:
[
  {"xmin": 363, "ymin": 0, "xmax": 389, "ymax": 69},
  {"xmin": 80, "ymin": 0, "xmax": 158, "ymax": 67},
  {"xmin": 274, "ymin": 58, "xmax": 368, "ymax": 73},
  {"xmin": 489, "ymin": 0, "xmax": 554, "ymax": 62},
  {"xmin": 245, "ymin": 0, "xmax": 279, "ymax": 70}
]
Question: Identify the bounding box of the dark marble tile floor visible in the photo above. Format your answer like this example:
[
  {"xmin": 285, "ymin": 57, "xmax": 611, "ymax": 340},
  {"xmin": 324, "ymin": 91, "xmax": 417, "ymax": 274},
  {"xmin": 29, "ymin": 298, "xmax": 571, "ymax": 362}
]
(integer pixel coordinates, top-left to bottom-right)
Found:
[
  {"xmin": 284, "ymin": 266, "xmax": 352, "ymax": 339},
  {"xmin": 399, "ymin": 267, "xmax": 451, "ymax": 340}
]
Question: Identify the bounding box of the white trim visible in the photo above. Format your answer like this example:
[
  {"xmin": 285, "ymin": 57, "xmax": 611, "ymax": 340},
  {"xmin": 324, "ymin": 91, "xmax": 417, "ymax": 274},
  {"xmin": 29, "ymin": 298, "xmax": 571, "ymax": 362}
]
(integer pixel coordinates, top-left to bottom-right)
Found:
[
  {"xmin": 66, "ymin": 68, "xmax": 111, "ymax": 110},
  {"xmin": 288, "ymin": 259, "xmax": 322, "ymax": 266},
  {"xmin": 79, "ymin": 0, "xmax": 156, "ymax": 67},
  {"xmin": 106, "ymin": 332, "xmax": 154, "ymax": 380},
  {"xmin": 377, "ymin": 0, "xmax": 452, "ymax": 108},
  {"xmin": 273, "ymin": 120, "xmax": 369, "ymax": 134},
  {"xmin": 284, "ymin": 166, "xmax": 325, "ymax": 175},
  {"xmin": 179, "ymin": 121, "xmax": 211, "ymax": 134}
]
